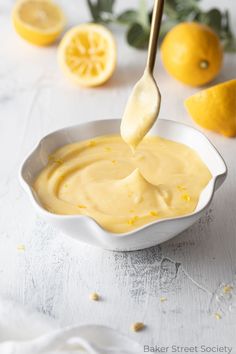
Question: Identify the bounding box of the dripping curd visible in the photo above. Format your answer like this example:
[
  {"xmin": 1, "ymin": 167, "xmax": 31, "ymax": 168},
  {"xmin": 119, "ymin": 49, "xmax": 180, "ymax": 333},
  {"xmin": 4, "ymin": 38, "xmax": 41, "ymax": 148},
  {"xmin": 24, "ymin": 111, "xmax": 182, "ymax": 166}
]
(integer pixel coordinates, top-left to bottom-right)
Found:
[{"xmin": 33, "ymin": 134, "xmax": 212, "ymax": 233}]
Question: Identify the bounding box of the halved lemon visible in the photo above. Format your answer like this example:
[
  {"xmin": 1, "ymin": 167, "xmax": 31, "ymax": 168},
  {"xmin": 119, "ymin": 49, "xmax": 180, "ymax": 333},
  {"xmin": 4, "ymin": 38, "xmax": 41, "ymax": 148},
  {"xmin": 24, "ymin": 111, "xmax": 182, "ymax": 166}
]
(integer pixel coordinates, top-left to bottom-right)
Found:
[
  {"xmin": 185, "ymin": 79, "xmax": 236, "ymax": 137},
  {"xmin": 12, "ymin": 0, "xmax": 66, "ymax": 46},
  {"xmin": 58, "ymin": 24, "xmax": 117, "ymax": 87}
]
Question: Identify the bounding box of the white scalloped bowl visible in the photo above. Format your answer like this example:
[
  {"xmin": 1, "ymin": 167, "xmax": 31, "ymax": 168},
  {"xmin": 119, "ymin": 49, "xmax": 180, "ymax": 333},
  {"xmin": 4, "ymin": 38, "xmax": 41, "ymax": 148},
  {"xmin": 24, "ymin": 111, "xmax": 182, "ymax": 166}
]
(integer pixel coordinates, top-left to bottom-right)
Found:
[{"xmin": 19, "ymin": 119, "xmax": 227, "ymax": 251}]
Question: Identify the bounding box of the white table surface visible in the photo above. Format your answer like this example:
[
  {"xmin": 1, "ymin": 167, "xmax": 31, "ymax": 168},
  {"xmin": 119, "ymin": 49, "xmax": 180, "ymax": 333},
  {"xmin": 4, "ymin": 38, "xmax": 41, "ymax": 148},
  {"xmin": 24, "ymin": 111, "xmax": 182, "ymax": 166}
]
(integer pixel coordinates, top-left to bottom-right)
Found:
[{"xmin": 0, "ymin": 0, "xmax": 236, "ymax": 350}]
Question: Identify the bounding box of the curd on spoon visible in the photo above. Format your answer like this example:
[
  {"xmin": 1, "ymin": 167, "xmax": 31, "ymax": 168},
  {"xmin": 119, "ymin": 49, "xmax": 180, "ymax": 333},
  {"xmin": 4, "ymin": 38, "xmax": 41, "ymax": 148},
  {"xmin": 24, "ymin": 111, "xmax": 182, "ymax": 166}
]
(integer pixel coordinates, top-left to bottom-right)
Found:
[
  {"xmin": 120, "ymin": 70, "xmax": 161, "ymax": 151},
  {"xmin": 120, "ymin": 0, "xmax": 164, "ymax": 151}
]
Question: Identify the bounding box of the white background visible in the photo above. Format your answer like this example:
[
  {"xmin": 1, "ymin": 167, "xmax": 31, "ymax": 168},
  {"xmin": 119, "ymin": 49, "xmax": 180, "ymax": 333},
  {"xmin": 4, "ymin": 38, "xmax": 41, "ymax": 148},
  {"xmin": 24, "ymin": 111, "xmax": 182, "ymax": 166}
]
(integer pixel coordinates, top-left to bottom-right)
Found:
[{"xmin": 0, "ymin": 0, "xmax": 236, "ymax": 349}]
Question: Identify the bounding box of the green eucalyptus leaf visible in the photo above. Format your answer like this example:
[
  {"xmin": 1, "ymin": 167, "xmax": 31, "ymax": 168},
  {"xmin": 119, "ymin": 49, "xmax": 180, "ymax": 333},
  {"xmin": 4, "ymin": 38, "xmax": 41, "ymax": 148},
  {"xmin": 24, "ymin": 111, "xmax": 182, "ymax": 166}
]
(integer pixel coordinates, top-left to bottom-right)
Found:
[
  {"xmin": 207, "ymin": 8, "xmax": 222, "ymax": 30},
  {"xmin": 98, "ymin": 0, "xmax": 115, "ymax": 13},
  {"xmin": 223, "ymin": 37, "xmax": 236, "ymax": 52},
  {"xmin": 199, "ymin": 8, "xmax": 222, "ymax": 32},
  {"xmin": 164, "ymin": 0, "xmax": 180, "ymax": 19},
  {"xmin": 175, "ymin": 0, "xmax": 200, "ymax": 12},
  {"xmin": 224, "ymin": 10, "xmax": 232, "ymax": 34},
  {"xmin": 127, "ymin": 23, "xmax": 150, "ymax": 49},
  {"xmin": 117, "ymin": 10, "xmax": 139, "ymax": 25},
  {"xmin": 164, "ymin": 0, "xmax": 199, "ymax": 20},
  {"xmin": 138, "ymin": 0, "xmax": 150, "ymax": 30},
  {"xmin": 86, "ymin": 0, "xmax": 115, "ymax": 23},
  {"xmin": 160, "ymin": 19, "xmax": 179, "ymax": 39},
  {"xmin": 87, "ymin": 0, "xmax": 101, "ymax": 22},
  {"xmin": 221, "ymin": 10, "xmax": 234, "ymax": 40}
]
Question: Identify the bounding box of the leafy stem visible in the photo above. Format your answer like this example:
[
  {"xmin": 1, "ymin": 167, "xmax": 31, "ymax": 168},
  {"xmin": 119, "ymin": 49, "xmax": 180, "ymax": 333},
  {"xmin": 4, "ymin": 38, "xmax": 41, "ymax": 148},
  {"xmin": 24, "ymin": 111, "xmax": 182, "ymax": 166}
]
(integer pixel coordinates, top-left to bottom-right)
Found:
[{"xmin": 86, "ymin": 0, "xmax": 236, "ymax": 51}]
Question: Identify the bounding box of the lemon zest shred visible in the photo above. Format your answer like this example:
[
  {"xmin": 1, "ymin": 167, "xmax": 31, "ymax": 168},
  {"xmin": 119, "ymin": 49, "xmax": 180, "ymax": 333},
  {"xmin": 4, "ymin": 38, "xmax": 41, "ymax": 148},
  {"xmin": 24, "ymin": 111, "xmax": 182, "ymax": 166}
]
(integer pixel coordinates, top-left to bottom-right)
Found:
[
  {"xmin": 177, "ymin": 185, "xmax": 186, "ymax": 191},
  {"xmin": 223, "ymin": 285, "xmax": 233, "ymax": 294},
  {"xmin": 89, "ymin": 292, "xmax": 100, "ymax": 301},
  {"xmin": 181, "ymin": 193, "xmax": 191, "ymax": 202},
  {"xmin": 127, "ymin": 216, "xmax": 139, "ymax": 225},
  {"xmin": 131, "ymin": 322, "xmax": 145, "ymax": 332},
  {"xmin": 17, "ymin": 244, "xmax": 25, "ymax": 251},
  {"xmin": 77, "ymin": 204, "xmax": 87, "ymax": 209},
  {"xmin": 88, "ymin": 140, "xmax": 96, "ymax": 147},
  {"xmin": 149, "ymin": 210, "xmax": 158, "ymax": 217},
  {"xmin": 48, "ymin": 155, "xmax": 64, "ymax": 165},
  {"xmin": 215, "ymin": 312, "xmax": 222, "ymax": 320}
]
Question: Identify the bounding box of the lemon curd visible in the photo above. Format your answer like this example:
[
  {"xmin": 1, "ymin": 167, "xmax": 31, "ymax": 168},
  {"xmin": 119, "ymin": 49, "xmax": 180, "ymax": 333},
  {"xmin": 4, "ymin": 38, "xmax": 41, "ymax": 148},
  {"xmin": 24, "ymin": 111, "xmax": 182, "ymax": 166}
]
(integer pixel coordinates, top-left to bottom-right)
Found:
[
  {"xmin": 33, "ymin": 134, "xmax": 212, "ymax": 233},
  {"xmin": 120, "ymin": 70, "xmax": 160, "ymax": 150}
]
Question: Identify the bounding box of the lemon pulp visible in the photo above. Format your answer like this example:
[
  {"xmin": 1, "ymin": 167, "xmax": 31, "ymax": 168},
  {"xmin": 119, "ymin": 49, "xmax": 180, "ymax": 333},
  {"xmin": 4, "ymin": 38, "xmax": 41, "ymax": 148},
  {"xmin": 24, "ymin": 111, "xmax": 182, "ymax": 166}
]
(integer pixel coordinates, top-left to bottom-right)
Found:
[{"xmin": 58, "ymin": 24, "xmax": 116, "ymax": 87}]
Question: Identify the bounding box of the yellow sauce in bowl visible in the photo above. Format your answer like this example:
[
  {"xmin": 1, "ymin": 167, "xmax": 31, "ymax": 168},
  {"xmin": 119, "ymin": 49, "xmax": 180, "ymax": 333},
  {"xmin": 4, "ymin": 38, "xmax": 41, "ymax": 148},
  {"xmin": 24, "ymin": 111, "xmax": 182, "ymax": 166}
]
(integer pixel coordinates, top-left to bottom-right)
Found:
[{"xmin": 33, "ymin": 134, "xmax": 212, "ymax": 233}]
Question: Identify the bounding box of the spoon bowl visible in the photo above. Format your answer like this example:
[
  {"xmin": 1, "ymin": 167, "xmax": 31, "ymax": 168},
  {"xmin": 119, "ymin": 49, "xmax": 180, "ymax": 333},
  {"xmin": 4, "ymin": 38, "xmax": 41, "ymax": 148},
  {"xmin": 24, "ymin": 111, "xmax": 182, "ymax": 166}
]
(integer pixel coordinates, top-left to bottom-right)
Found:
[{"xmin": 120, "ymin": 69, "xmax": 161, "ymax": 149}]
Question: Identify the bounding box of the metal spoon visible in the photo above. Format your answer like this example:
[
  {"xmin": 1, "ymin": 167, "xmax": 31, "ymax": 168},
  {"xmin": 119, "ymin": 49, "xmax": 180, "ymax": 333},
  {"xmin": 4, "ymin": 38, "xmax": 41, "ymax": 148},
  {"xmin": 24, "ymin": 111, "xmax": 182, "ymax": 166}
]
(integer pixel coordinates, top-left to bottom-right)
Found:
[{"xmin": 120, "ymin": 0, "xmax": 164, "ymax": 151}]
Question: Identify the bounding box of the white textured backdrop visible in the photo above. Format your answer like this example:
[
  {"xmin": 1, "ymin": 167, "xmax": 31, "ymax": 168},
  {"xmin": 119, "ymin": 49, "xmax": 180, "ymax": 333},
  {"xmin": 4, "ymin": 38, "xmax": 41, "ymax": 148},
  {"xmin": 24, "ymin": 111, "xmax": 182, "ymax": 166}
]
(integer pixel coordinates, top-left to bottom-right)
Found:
[{"xmin": 0, "ymin": 0, "xmax": 236, "ymax": 348}]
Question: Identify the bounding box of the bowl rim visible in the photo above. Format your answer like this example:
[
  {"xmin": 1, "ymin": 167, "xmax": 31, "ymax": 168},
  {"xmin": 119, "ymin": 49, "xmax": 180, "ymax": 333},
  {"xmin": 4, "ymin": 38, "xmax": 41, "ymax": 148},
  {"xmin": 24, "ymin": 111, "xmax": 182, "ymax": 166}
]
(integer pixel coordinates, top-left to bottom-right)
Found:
[{"xmin": 19, "ymin": 118, "xmax": 227, "ymax": 237}]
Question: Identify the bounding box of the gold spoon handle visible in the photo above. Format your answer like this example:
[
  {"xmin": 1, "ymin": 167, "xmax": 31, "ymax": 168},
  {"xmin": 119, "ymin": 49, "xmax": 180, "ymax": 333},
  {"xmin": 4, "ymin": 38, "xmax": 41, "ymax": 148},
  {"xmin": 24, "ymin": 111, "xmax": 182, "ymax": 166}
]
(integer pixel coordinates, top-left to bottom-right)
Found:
[{"xmin": 146, "ymin": 0, "xmax": 164, "ymax": 74}]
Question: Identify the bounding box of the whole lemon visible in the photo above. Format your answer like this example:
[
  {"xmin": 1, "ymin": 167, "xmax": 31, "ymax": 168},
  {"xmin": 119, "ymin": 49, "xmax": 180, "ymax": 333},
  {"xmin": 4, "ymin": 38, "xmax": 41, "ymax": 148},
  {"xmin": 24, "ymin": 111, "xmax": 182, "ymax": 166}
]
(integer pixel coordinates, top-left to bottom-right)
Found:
[{"xmin": 161, "ymin": 22, "xmax": 223, "ymax": 87}]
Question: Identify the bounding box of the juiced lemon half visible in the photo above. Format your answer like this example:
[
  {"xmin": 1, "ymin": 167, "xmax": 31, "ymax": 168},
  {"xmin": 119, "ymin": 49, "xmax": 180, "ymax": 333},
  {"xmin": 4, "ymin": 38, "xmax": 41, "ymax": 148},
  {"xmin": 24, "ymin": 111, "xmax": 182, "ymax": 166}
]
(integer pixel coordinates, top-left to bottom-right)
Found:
[
  {"xmin": 58, "ymin": 24, "xmax": 117, "ymax": 87},
  {"xmin": 12, "ymin": 0, "xmax": 66, "ymax": 46}
]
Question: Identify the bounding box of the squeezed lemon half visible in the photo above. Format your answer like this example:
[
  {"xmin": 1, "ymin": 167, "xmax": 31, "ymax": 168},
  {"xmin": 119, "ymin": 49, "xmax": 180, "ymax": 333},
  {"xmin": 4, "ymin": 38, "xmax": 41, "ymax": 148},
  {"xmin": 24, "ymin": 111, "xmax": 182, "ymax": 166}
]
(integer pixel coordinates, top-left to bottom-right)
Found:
[
  {"xmin": 12, "ymin": 0, "xmax": 66, "ymax": 46},
  {"xmin": 58, "ymin": 24, "xmax": 117, "ymax": 87}
]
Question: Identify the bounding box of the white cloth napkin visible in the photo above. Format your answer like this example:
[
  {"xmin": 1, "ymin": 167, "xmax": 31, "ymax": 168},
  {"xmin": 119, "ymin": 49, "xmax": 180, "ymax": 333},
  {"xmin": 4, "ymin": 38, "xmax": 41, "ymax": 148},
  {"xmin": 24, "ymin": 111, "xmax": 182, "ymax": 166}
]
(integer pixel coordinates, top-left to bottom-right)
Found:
[{"xmin": 0, "ymin": 298, "xmax": 143, "ymax": 354}]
